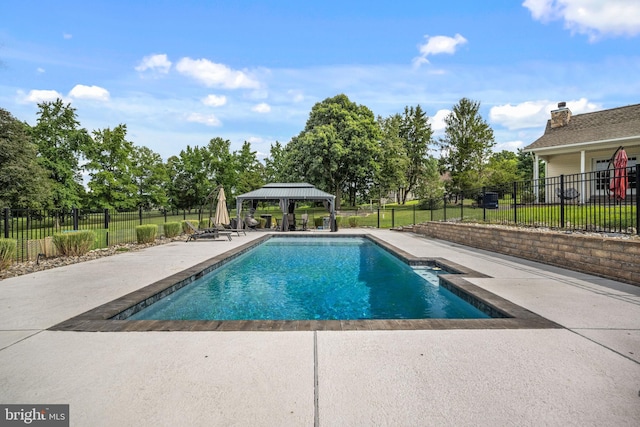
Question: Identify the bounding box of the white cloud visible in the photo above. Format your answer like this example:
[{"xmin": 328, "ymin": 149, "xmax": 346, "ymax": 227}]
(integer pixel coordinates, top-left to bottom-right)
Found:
[
  {"xmin": 490, "ymin": 101, "xmax": 547, "ymax": 129},
  {"xmin": 523, "ymin": 0, "xmax": 640, "ymax": 40},
  {"xmin": 21, "ymin": 89, "xmax": 64, "ymax": 103},
  {"xmin": 37, "ymin": 67, "xmax": 45, "ymax": 73},
  {"xmin": 176, "ymin": 57, "xmax": 260, "ymax": 89},
  {"xmin": 429, "ymin": 109, "xmax": 450, "ymax": 132},
  {"xmin": 135, "ymin": 54, "xmax": 172, "ymax": 73},
  {"xmin": 202, "ymin": 94, "xmax": 227, "ymax": 107},
  {"xmin": 252, "ymin": 103, "xmax": 271, "ymax": 113},
  {"xmin": 490, "ymin": 98, "xmax": 600, "ymax": 129},
  {"xmin": 413, "ymin": 34, "xmax": 467, "ymax": 67},
  {"xmin": 63, "ymin": 33, "xmax": 72, "ymax": 40},
  {"xmin": 287, "ymin": 89, "xmax": 304, "ymax": 102},
  {"xmin": 68, "ymin": 84, "xmax": 110, "ymax": 101},
  {"xmin": 495, "ymin": 140, "xmax": 525, "ymax": 152},
  {"xmin": 185, "ymin": 112, "xmax": 221, "ymax": 126}
]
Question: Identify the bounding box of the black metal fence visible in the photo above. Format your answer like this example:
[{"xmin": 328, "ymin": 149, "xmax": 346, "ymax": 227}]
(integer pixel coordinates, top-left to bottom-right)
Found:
[
  {"xmin": 1, "ymin": 208, "xmax": 206, "ymax": 262},
  {"xmin": 354, "ymin": 164, "xmax": 638, "ymax": 234},
  {"xmin": 2, "ymin": 165, "xmax": 638, "ymax": 262}
]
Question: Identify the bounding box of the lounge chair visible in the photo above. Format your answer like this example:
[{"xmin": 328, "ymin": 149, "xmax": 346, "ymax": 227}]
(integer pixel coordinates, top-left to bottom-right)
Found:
[
  {"xmin": 185, "ymin": 221, "xmax": 232, "ymax": 242},
  {"xmin": 556, "ymin": 188, "xmax": 580, "ymax": 201},
  {"xmin": 211, "ymin": 217, "xmax": 246, "ymax": 236}
]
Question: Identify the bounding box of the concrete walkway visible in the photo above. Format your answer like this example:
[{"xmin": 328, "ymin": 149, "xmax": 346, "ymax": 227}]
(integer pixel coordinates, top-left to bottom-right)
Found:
[{"xmin": 0, "ymin": 229, "xmax": 639, "ymax": 426}]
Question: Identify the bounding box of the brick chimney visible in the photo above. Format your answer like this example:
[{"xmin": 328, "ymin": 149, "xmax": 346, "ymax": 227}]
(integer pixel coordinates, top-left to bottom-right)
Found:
[{"xmin": 550, "ymin": 101, "xmax": 571, "ymax": 128}]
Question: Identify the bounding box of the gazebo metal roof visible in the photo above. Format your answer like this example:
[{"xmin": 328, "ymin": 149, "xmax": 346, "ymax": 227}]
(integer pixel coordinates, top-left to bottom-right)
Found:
[{"xmin": 236, "ymin": 183, "xmax": 336, "ymax": 201}]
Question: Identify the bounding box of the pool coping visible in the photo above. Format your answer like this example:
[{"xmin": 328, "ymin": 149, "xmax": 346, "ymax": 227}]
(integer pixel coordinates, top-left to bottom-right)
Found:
[{"xmin": 49, "ymin": 234, "xmax": 561, "ymax": 332}]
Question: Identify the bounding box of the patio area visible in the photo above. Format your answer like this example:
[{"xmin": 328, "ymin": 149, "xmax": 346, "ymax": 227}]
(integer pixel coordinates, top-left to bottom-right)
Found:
[{"xmin": 0, "ymin": 229, "xmax": 639, "ymax": 426}]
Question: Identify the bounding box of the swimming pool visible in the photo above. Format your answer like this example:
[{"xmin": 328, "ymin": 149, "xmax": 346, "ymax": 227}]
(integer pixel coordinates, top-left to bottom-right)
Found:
[
  {"xmin": 127, "ymin": 236, "xmax": 489, "ymax": 321},
  {"xmin": 50, "ymin": 233, "xmax": 559, "ymax": 331}
]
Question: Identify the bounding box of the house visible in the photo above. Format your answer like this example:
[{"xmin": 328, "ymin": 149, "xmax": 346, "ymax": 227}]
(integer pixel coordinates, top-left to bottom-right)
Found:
[{"xmin": 523, "ymin": 102, "xmax": 640, "ymax": 203}]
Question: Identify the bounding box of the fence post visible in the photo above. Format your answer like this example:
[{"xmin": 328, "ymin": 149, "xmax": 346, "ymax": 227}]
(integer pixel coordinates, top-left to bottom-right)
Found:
[
  {"xmin": 3, "ymin": 208, "xmax": 9, "ymax": 238},
  {"xmin": 377, "ymin": 208, "xmax": 380, "ymax": 228},
  {"xmin": 139, "ymin": 207, "xmax": 143, "ymax": 225},
  {"xmin": 560, "ymin": 174, "xmax": 565, "ymax": 228},
  {"xmin": 443, "ymin": 196, "xmax": 447, "ymax": 221},
  {"xmin": 513, "ymin": 182, "xmax": 517, "ymax": 225},
  {"xmin": 482, "ymin": 187, "xmax": 487, "ymax": 222},
  {"xmin": 72, "ymin": 208, "xmax": 79, "ymax": 230},
  {"xmin": 636, "ymin": 164, "xmax": 639, "ymax": 235},
  {"xmin": 391, "ymin": 208, "xmax": 395, "ymax": 228},
  {"xmin": 104, "ymin": 209, "xmax": 110, "ymax": 246}
]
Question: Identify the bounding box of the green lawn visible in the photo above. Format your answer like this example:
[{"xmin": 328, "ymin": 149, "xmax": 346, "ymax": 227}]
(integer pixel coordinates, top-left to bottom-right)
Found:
[{"xmin": 5, "ymin": 199, "xmax": 637, "ymax": 262}]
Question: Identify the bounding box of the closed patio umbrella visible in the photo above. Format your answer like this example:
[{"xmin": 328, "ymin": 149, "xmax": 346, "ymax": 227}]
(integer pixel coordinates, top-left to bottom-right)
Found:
[
  {"xmin": 214, "ymin": 187, "xmax": 231, "ymax": 225},
  {"xmin": 609, "ymin": 148, "xmax": 628, "ymax": 201}
]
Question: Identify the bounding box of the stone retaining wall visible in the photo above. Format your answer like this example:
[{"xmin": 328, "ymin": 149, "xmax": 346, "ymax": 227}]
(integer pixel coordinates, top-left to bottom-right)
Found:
[{"xmin": 412, "ymin": 222, "xmax": 640, "ymax": 286}]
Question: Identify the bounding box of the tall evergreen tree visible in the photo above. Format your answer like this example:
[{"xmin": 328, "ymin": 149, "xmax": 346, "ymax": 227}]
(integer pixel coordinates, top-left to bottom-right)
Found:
[
  {"xmin": 377, "ymin": 114, "xmax": 407, "ymax": 202},
  {"xmin": 438, "ymin": 98, "xmax": 495, "ymax": 194},
  {"xmin": 398, "ymin": 105, "xmax": 433, "ymax": 204}
]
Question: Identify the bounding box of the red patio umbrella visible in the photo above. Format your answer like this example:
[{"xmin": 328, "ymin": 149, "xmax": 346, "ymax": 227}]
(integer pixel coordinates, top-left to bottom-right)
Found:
[{"xmin": 609, "ymin": 148, "xmax": 628, "ymax": 200}]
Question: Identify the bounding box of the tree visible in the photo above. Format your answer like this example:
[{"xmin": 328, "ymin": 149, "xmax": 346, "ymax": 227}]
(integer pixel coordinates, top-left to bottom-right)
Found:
[
  {"xmin": 31, "ymin": 99, "xmax": 89, "ymax": 209},
  {"xmin": 414, "ymin": 156, "xmax": 445, "ymax": 206},
  {"xmin": 516, "ymin": 148, "xmax": 545, "ymax": 181},
  {"xmin": 286, "ymin": 94, "xmax": 380, "ymax": 208},
  {"xmin": 0, "ymin": 108, "xmax": 51, "ymax": 209},
  {"xmin": 131, "ymin": 146, "xmax": 169, "ymax": 210},
  {"xmin": 206, "ymin": 137, "xmax": 236, "ymax": 197},
  {"xmin": 84, "ymin": 125, "xmax": 137, "ymax": 210},
  {"xmin": 234, "ymin": 141, "xmax": 264, "ymax": 196},
  {"xmin": 439, "ymin": 98, "xmax": 495, "ymax": 195},
  {"xmin": 398, "ymin": 105, "xmax": 433, "ymax": 204},
  {"xmin": 486, "ymin": 150, "xmax": 520, "ymax": 196},
  {"xmin": 377, "ymin": 114, "xmax": 407, "ymax": 202},
  {"xmin": 166, "ymin": 146, "xmax": 211, "ymax": 211},
  {"xmin": 264, "ymin": 141, "xmax": 292, "ymax": 183}
]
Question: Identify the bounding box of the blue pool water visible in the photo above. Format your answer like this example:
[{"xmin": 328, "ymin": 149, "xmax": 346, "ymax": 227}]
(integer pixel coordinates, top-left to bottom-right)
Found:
[{"xmin": 128, "ymin": 237, "xmax": 490, "ymax": 321}]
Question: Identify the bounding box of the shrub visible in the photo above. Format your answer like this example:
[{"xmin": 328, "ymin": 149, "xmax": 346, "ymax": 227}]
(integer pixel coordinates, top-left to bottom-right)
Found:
[
  {"xmin": 314, "ymin": 217, "xmax": 323, "ymax": 228},
  {"xmin": 348, "ymin": 216, "xmax": 359, "ymax": 227},
  {"xmin": 136, "ymin": 224, "xmax": 158, "ymax": 244},
  {"xmin": 52, "ymin": 230, "xmax": 96, "ymax": 256},
  {"xmin": 335, "ymin": 216, "xmax": 344, "ymax": 227},
  {"xmin": 0, "ymin": 239, "xmax": 17, "ymax": 270},
  {"xmin": 163, "ymin": 222, "xmax": 181, "ymax": 238},
  {"xmin": 181, "ymin": 220, "xmax": 199, "ymax": 233},
  {"xmin": 258, "ymin": 217, "xmax": 266, "ymax": 229},
  {"xmin": 417, "ymin": 198, "xmax": 444, "ymax": 210}
]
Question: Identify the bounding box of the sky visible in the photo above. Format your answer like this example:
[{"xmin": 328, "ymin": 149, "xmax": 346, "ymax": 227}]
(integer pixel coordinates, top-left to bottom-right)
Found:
[{"xmin": 1, "ymin": 0, "xmax": 639, "ymax": 161}]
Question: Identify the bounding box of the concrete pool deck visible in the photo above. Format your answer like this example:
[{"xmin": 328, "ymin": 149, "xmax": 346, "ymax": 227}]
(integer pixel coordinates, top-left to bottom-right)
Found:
[{"xmin": 0, "ymin": 229, "xmax": 639, "ymax": 426}]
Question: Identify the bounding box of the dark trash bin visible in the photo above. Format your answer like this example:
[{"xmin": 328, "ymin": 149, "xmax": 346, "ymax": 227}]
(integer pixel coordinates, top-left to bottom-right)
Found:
[{"xmin": 478, "ymin": 192, "xmax": 499, "ymax": 209}]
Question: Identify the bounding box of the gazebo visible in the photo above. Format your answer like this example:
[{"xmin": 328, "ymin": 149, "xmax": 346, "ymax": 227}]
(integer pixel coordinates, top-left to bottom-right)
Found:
[{"xmin": 235, "ymin": 183, "xmax": 336, "ymax": 232}]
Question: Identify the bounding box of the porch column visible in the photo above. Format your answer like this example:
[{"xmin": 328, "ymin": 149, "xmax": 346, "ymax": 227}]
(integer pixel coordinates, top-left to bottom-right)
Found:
[{"xmin": 580, "ymin": 150, "xmax": 586, "ymax": 203}]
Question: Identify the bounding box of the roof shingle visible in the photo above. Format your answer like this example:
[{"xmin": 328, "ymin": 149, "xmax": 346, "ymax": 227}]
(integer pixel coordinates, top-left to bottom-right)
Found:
[{"xmin": 524, "ymin": 103, "xmax": 640, "ymax": 150}]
